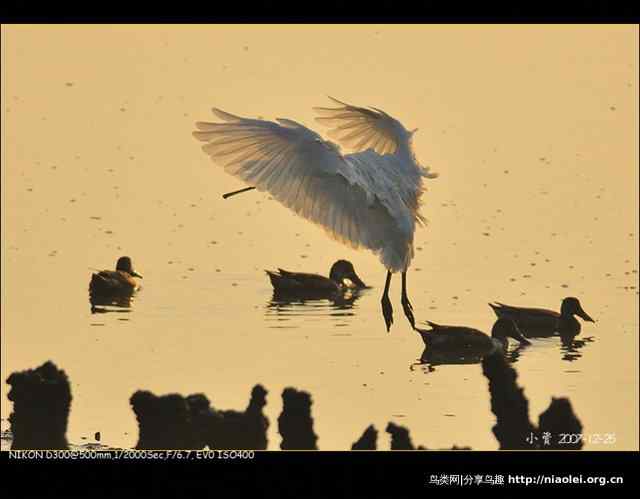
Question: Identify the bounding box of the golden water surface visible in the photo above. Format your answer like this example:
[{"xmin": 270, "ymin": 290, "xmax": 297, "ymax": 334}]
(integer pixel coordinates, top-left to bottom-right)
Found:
[{"xmin": 1, "ymin": 24, "xmax": 638, "ymax": 450}]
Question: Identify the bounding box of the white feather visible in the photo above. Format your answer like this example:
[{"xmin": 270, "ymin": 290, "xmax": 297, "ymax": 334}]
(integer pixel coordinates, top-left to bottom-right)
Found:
[{"xmin": 192, "ymin": 99, "xmax": 438, "ymax": 272}]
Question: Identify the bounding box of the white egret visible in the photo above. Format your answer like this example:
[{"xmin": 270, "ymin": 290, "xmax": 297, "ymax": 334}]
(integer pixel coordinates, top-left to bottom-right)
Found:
[{"xmin": 192, "ymin": 97, "xmax": 438, "ymax": 331}]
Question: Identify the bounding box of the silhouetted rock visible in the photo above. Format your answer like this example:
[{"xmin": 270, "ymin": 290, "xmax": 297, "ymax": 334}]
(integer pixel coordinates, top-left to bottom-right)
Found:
[
  {"xmin": 6, "ymin": 358, "xmax": 481, "ymax": 452},
  {"xmin": 278, "ymin": 387, "xmax": 318, "ymax": 450},
  {"xmin": 130, "ymin": 391, "xmax": 202, "ymax": 449},
  {"xmin": 386, "ymin": 422, "xmax": 426, "ymax": 450},
  {"xmin": 131, "ymin": 385, "xmax": 269, "ymax": 450},
  {"xmin": 351, "ymin": 425, "xmax": 378, "ymax": 450},
  {"xmin": 538, "ymin": 397, "xmax": 583, "ymax": 449},
  {"xmin": 6, "ymin": 361, "xmax": 71, "ymax": 450},
  {"xmin": 185, "ymin": 393, "xmax": 218, "ymax": 449},
  {"xmin": 481, "ymin": 351, "xmax": 536, "ymax": 449},
  {"xmin": 203, "ymin": 384, "xmax": 269, "ymax": 450}
]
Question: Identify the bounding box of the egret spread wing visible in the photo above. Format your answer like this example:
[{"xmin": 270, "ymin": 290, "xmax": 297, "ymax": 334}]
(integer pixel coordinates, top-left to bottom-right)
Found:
[
  {"xmin": 313, "ymin": 97, "xmax": 410, "ymax": 155},
  {"xmin": 193, "ymin": 109, "xmax": 410, "ymax": 269}
]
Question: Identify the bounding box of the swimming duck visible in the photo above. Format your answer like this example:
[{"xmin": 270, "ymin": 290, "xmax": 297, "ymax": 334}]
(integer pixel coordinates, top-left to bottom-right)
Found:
[
  {"xmin": 266, "ymin": 260, "xmax": 367, "ymax": 296},
  {"xmin": 416, "ymin": 318, "xmax": 531, "ymax": 361},
  {"xmin": 89, "ymin": 256, "xmax": 142, "ymax": 297},
  {"xmin": 489, "ymin": 297, "xmax": 594, "ymax": 338}
]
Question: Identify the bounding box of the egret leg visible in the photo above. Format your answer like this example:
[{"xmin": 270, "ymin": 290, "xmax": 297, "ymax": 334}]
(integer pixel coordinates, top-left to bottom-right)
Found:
[
  {"xmin": 401, "ymin": 271, "xmax": 415, "ymax": 329},
  {"xmin": 381, "ymin": 271, "xmax": 393, "ymax": 332}
]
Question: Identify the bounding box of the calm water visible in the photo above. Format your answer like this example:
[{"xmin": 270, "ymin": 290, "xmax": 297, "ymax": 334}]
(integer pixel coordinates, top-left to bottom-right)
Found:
[{"xmin": 1, "ymin": 24, "xmax": 638, "ymax": 450}]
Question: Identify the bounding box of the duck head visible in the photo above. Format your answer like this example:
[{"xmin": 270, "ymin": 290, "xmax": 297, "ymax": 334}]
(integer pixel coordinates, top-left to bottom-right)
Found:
[
  {"xmin": 561, "ymin": 297, "xmax": 594, "ymax": 322},
  {"xmin": 491, "ymin": 318, "xmax": 531, "ymax": 345},
  {"xmin": 116, "ymin": 256, "xmax": 143, "ymax": 278},
  {"xmin": 329, "ymin": 260, "xmax": 367, "ymax": 288}
]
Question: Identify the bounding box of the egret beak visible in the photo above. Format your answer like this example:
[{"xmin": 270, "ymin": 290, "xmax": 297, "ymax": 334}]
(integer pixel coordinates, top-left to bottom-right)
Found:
[
  {"xmin": 131, "ymin": 271, "xmax": 143, "ymax": 279},
  {"xmin": 410, "ymin": 128, "xmax": 419, "ymax": 136}
]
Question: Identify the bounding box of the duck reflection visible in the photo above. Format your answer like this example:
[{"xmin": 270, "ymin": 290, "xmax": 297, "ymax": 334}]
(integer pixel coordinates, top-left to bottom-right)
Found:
[
  {"xmin": 413, "ymin": 318, "xmax": 531, "ymax": 370},
  {"xmin": 504, "ymin": 342, "xmax": 530, "ymax": 363},
  {"xmin": 416, "ymin": 341, "xmax": 530, "ymax": 369},
  {"xmin": 89, "ymin": 294, "xmax": 134, "ymax": 314},
  {"xmin": 559, "ymin": 335, "xmax": 596, "ymax": 362},
  {"xmin": 265, "ymin": 288, "xmax": 365, "ymax": 327}
]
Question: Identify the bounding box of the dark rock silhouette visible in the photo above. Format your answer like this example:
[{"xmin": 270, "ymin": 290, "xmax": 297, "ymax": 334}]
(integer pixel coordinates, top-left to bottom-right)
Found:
[
  {"xmin": 5, "ymin": 358, "xmax": 480, "ymax": 452},
  {"xmin": 6, "ymin": 361, "xmax": 72, "ymax": 450},
  {"xmin": 278, "ymin": 387, "xmax": 318, "ymax": 450},
  {"xmin": 481, "ymin": 351, "xmax": 536, "ymax": 449},
  {"xmin": 482, "ymin": 352, "xmax": 585, "ymax": 450},
  {"xmin": 386, "ymin": 422, "xmax": 427, "ymax": 450},
  {"xmin": 131, "ymin": 385, "xmax": 269, "ymax": 450},
  {"xmin": 184, "ymin": 393, "xmax": 215, "ymax": 449},
  {"xmin": 538, "ymin": 397, "xmax": 583, "ymax": 449},
  {"xmin": 201, "ymin": 384, "xmax": 269, "ymax": 450},
  {"xmin": 351, "ymin": 424, "xmax": 378, "ymax": 450},
  {"xmin": 130, "ymin": 391, "xmax": 202, "ymax": 450}
]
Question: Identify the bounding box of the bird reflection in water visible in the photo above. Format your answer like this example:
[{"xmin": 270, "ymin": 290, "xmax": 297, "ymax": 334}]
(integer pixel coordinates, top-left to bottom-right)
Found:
[
  {"xmin": 560, "ymin": 335, "xmax": 596, "ymax": 362},
  {"xmin": 265, "ymin": 288, "xmax": 366, "ymax": 328},
  {"xmin": 414, "ymin": 342, "xmax": 531, "ymax": 373},
  {"xmin": 89, "ymin": 293, "xmax": 134, "ymax": 314},
  {"xmin": 411, "ymin": 319, "xmax": 532, "ymax": 373}
]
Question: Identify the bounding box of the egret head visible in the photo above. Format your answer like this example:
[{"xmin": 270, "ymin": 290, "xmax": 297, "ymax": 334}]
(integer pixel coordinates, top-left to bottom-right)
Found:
[
  {"xmin": 329, "ymin": 260, "xmax": 367, "ymax": 288},
  {"xmin": 116, "ymin": 256, "xmax": 142, "ymax": 278},
  {"xmin": 561, "ymin": 297, "xmax": 594, "ymax": 322}
]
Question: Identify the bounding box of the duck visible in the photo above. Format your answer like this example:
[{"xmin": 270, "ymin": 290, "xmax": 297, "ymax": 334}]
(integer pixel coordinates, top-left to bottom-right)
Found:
[
  {"xmin": 415, "ymin": 318, "xmax": 531, "ymax": 362},
  {"xmin": 489, "ymin": 296, "xmax": 594, "ymax": 338},
  {"xmin": 89, "ymin": 256, "xmax": 142, "ymax": 297},
  {"xmin": 265, "ymin": 260, "xmax": 367, "ymax": 297}
]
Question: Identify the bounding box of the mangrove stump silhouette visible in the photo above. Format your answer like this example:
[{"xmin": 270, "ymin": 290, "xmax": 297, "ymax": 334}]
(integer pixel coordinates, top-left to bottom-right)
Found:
[
  {"xmin": 277, "ymin": 387, "xmax": 318, "ymax": 450},
  {"xmin": 6, "ymin": 361, "xmax": 72, "ymax": 450},
  {"xmin": 481, "ymin": 351, "xmax": 536, "ymax": 449},
  {"xmin": 131, "ymin": 385, "xmax": 269, "ymax": 450},
  {"xmin": 130, "ymin": 391, "xmax": 203, "ymax": 449},
  {"xmin": 482, "ymin": 351, "xmax": 584, "ymax": 450},
  {"xmin": 201, "ymin": 384, "xmax": 269, "ymax": 450},
  {"xmin": 351, "ymin": 425, "xmax": 378, "ymax": 450},
  {"xmin": 386, "ymin": 422, "xmax": 427, "ymax": 450},
  {"xmin": 538, "ymin": 397, "xmax": 583, "ymax": 450},
  {"xmin": 7, "ymin": 358, "xmax": 558, "ymax": 452}
]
